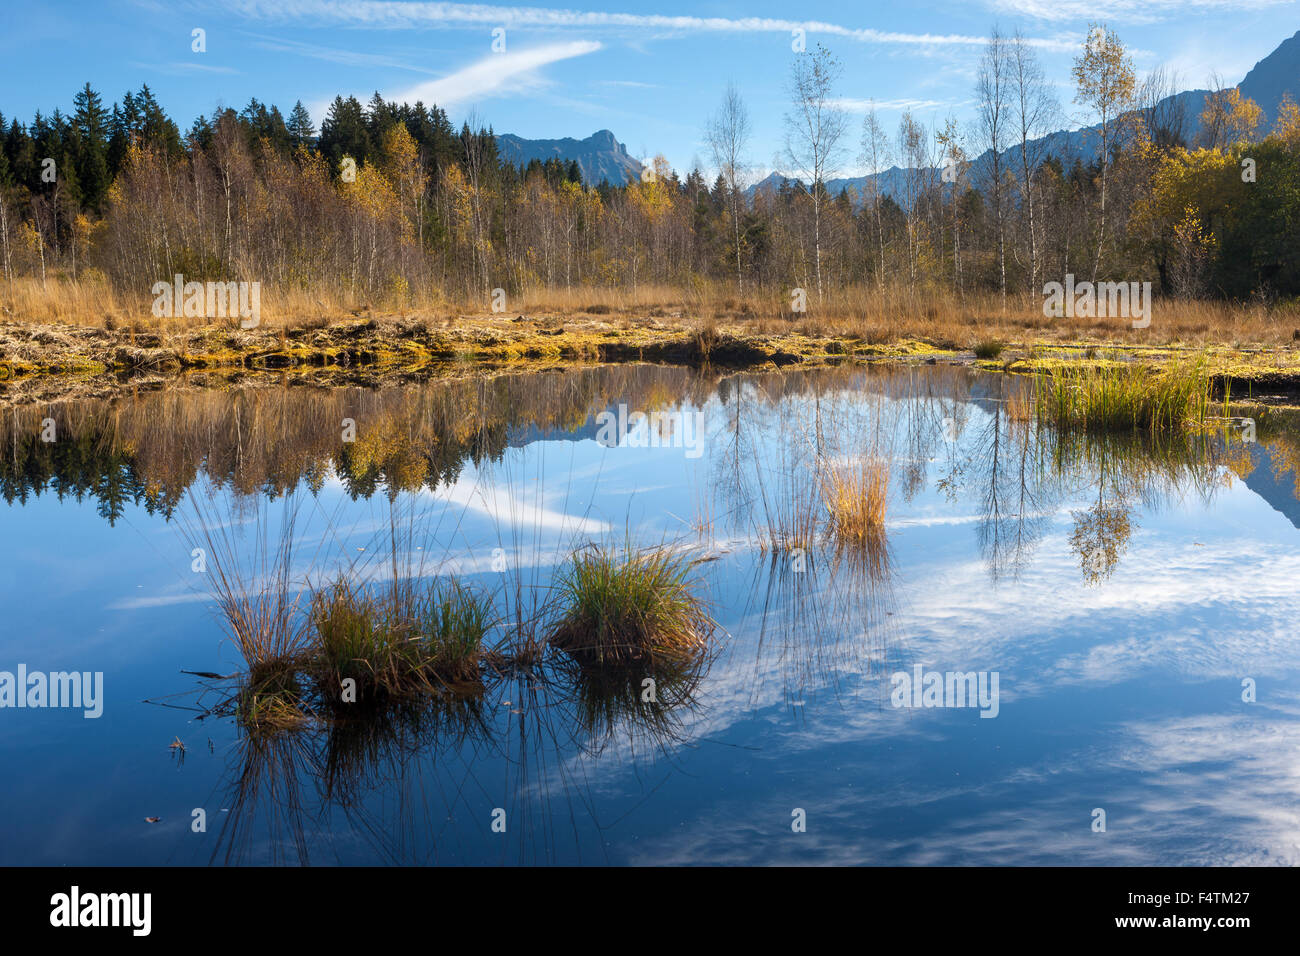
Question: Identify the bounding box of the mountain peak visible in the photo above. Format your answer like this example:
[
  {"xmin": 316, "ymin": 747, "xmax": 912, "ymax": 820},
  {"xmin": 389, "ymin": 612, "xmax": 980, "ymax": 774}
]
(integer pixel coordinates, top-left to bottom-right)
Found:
[
  {"xmin": 1240, "ymin": 29, "xmax": 1300, "ymax": 124},
  {"xmin": 588, "ymin": 129, "xmax": 622, "ymax": 151},
  {"xmin": 496, "ymin": 129, "xmax": 642, "ymax": 186}
]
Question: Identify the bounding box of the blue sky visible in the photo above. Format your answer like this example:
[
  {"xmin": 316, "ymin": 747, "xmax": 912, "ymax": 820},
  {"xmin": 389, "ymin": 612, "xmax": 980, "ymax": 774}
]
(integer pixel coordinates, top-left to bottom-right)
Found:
[{"xmin": 2, "ymin": 0, "xmax": 1296, "ymax": 178}]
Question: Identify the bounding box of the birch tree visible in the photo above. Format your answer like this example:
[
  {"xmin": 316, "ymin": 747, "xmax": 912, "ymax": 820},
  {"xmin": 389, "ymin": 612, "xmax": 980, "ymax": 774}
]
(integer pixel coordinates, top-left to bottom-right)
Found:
[
  {"xmin": 1009, "ymin": 29, "xmax": 1057, "ymax": 294},
  {"xmin": 859, "ymin": 106, "xmax": 892, "ymax": 285},
  {"xmin": 1073, "ymin": 23, "xmax": 1135, "ymax": 281},
  {"xmin": 784, "ymin": 44, "xmax": 847, "ymax": 303},
  {"xmin": 706, "ymin": 82, "xmax": 752, "ymax": 292},
  {"xmin": 976, "ymin": 28, "xmax": 1011, "ymax": 302}
]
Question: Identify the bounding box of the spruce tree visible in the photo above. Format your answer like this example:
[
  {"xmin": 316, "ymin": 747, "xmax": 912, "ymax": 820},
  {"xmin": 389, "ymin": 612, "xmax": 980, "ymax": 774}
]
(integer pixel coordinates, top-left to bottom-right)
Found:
[
  {"xmin": 72, "ymin": 84, "xmax": 110, "ymax": 213},
  {"xmin": 287, "ymin": 100, "xmax": 315, "ymax": 150}
]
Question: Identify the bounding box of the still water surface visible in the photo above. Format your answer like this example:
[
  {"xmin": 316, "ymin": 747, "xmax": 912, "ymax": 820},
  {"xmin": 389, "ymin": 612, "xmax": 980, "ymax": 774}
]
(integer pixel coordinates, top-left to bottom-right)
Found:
[{"xmin": 1, "ymin": 363, "xmax": 1297, "ymax": 865}]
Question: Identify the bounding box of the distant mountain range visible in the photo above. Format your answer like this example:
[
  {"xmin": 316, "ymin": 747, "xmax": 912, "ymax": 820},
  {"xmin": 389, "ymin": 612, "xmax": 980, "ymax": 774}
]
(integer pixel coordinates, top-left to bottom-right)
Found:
[
  {"xmin": 748, "ymin": 28, "xmax": 1300, "ymax": 205},
  {"xmin": 495, "ymin": 29, "xmax": 1299, "ymax": 202},
  {"xmin": 495, "ymin": 129, "xmax": 642, "ymax": 186}
]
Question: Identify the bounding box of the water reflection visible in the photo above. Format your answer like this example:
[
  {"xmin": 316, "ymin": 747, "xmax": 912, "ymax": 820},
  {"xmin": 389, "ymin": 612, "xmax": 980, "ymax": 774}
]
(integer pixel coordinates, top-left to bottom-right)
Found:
[
  {"xmin": 5, "ymin": 361, "xmax": 1300, "ymax": 865},
  {"xmin": 189, "ymin": 648, "xmax": 717, "ymax": 865}
]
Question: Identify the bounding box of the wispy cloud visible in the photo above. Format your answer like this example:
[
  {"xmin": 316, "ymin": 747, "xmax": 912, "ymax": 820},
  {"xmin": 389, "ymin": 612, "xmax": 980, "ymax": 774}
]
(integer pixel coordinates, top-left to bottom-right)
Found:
[
  {"xmin": 227, "ymin": 1, "xmax": 1078, "ymax": 52},
  {"xmin": 989, "ymin": 0, "xmax": 1295, "ymax": 26},
  {"xmin": 387, "ymin": 40, "xmax": 602, "ymax": 107},
  {"xmin": 243, "ymin": 31, "xmax": 444, "ymax": 74},
  {"xmin": 831, "ymin": 97, "xmax": 960, "ymax": 114},
  {"xmin": 133, "ymin": 61, "xmax": 241, "ymax": 75},
  {"xmin": 108, "ymin": 591, "xmax": 211, "ymax": 611},
  {"xmin": 429, "ymin": 472, "xmax": 611, "ymax": 536}
]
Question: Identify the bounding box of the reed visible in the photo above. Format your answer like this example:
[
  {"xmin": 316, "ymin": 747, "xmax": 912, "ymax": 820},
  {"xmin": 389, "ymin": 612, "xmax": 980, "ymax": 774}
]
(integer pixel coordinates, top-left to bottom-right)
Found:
[
  {"xmin": 820, "ymin": 458, "xmax": 890, "ymax": 551},
  {"xmin": 184, "ymin": 492, "xmax": 312, "ymax": 677},
  {"xmin": 1035, "ymin": 360, "xmax": 1211, "ymax": 432},
  {"xmin": 549, "ymin": 545, "xmax": 714, "ymax": 669},
  {"xmin": 310, "ymin": 575, "xmax": 491, "ymax": 702},
  {"xmin": 237, "ymin": 664, "xmax": 312, "ymax": 732},
  {"xmin": 754, "ymin": 487, "xmax": 821, "ymax": 553}
]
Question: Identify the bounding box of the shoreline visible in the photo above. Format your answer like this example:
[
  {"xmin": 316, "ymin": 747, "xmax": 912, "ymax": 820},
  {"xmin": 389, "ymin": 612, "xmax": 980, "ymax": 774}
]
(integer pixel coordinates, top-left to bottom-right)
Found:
[{"xmin": 4, "ymin": 313, "xmax": 1300, "ymax": 407}]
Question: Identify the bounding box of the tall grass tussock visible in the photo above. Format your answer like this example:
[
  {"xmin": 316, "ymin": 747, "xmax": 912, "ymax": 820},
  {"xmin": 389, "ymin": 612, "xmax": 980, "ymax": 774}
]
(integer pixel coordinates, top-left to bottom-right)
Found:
[
  {"xmin": 182, "ymin": 494, "xmax": 315, "ymax": 731},
  {"xmin": 820, "ymin": 458, "xmax": 891, "ymax": 551},
  {"xmin": 185, "ymin": 487, "xmax": 719, "ymax": 734},
  {"xmin": 310, "ymin": 576, "xmax": 491, "ymax": 704},
  {"xmin": 550, "ymin": 545, "xmax": 714, "ymax": 669},
  {"xmin": 1036, "ymin": 361, "xmax": 1211, "ymax": 432}
]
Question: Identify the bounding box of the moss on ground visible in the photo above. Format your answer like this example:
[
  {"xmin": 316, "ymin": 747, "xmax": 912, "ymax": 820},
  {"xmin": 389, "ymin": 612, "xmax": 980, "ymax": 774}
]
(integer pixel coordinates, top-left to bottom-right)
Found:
[{"xmin": 4, "ymin": 313, "xmax": 1300, "ymax": 405}]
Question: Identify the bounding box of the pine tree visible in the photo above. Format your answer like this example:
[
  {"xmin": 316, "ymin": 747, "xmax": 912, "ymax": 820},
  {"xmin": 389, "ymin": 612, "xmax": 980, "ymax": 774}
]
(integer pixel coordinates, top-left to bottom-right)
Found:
[
  {"xmin": 365, "ymin": 91, "xmax": 399, "ymax": 140},
  {"xmin": 187, "ymin": 114, "xmax": 214, "ymax": 151},
  {"xmin": 287, "ymin": 100, "xmax": 315, "ymax": 150},
  {"xmin": 135, "ymin": 85, "xmax": 183, "ymax": 160},
  {"xmin": 72, "ymin": 84, "xmax": 110, "ymax": 213},
  {"xmin": 6, "ymin": 119, "xmax": 36, "ymax": 189},
  {"xmin": 319, "ymin": 95, "xmax": 371, "ymax": 172},
  {"xmin": 107, "ymin": 101, "xmax": 130, "ymax": 178},
  {"xmin": 0, "ymin": 112, "xmax": 11, "ymax": 187}
]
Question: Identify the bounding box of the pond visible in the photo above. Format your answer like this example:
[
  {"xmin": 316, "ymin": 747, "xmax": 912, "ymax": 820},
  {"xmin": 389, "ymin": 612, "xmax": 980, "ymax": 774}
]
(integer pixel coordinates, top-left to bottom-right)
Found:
[{"xmin": 2, "ymin": 362, "xmax": 1297, "ymax": 865}]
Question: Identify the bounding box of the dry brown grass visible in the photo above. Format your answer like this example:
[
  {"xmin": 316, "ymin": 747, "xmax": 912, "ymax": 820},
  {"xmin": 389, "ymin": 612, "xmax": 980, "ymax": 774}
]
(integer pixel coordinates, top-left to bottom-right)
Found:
[
  {"xmin": 0, "ymin": 275, "xmax": 442, "ymax": 329},
  {"xmin": 820, "ymin": 457, "xmax": 890, "ymax": 551},
  {"xmin": 1, "ymin": 274, "xmax": 134, "ymax": 327},
  {"xmin": 4, "ymin": 275, "xmax": 1299, "ymax": 348},
  {"xmin": 471, "ymin": 283, "xmax": 1300, "ymax": 351}
]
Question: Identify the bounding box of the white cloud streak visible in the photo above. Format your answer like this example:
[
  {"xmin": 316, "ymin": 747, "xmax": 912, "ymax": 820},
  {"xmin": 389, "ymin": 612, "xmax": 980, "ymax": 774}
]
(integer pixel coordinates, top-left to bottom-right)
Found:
[
  {"xmin": 989, "ymin": 0, "xmax": 1295, "ymax": 26},
  {"xmin": 245, "ymin": 32, "xmax": 446, "ymax": 73},
  {"xmin": 831, "ymin": 97, "xmax": 959, "ymax": 114},
  {"xmin": 227, "ymin": 1, "xmax": 1079, "ymax": 51},
  {"xmin": 386, "ymin": 39, "xmax": 601, "ymax": 106}
]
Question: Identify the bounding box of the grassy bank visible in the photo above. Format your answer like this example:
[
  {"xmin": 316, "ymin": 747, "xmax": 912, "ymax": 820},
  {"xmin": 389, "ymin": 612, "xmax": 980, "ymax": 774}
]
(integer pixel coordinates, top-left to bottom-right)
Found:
[
  {"xmin": 6, "ymin": 276, "xmax": 1300, "ymax": 343},
  {"xmin": 5, "ymin": 276, "xmax": 1300, "ymax": 398},
  {"xmin": 4, "ymin": 314, "xmax": 1300, "ymax": 412}
]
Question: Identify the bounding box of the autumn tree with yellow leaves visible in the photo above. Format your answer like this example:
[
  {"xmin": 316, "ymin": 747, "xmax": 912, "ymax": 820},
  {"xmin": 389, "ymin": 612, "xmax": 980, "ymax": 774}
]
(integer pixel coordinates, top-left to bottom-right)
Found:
[{"xmin": 1, "ymin": 47, "xmax": 1298, "ymax": 319}]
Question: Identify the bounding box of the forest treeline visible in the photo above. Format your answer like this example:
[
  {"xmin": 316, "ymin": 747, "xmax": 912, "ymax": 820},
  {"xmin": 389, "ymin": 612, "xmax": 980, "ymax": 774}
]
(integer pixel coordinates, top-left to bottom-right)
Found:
[{"xmin": 0, "ymin": 22, "xmax": 1298, "ymax": 315}]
